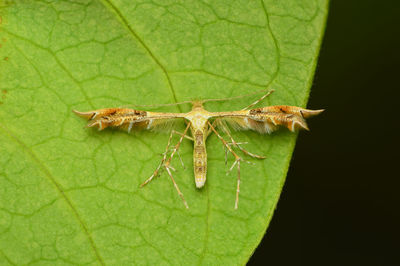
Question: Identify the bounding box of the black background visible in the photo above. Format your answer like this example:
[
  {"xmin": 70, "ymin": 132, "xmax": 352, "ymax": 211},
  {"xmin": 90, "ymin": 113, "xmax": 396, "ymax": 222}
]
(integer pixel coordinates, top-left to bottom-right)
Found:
[{"xmin": 249, "ymin": 1, "xmax": 399, "ymax": 265}]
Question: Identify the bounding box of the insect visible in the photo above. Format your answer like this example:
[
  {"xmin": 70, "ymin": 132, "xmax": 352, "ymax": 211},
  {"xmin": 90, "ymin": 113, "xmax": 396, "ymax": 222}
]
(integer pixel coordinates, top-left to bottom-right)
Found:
[{"xmin": 73, "ymin": 90, "xmax": 323, "ymax": 209}]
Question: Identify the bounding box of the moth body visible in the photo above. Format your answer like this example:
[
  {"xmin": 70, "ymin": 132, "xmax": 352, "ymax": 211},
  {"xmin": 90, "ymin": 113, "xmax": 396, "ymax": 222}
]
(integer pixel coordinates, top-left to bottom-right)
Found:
[
  {"xmin": 185, "ymin": 101, "xmax": 212, "ymax": 188},
  {"xmin": 73, "ymin": 90, "xmax": 323, "ymax": 209}
]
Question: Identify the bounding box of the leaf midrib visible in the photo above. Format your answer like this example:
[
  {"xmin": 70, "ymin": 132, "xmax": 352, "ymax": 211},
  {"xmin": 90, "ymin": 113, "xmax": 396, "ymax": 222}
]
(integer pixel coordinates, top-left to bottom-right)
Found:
[{"xmin": 101, "ymin": 0, "xmax": 180, "ymax": 110}]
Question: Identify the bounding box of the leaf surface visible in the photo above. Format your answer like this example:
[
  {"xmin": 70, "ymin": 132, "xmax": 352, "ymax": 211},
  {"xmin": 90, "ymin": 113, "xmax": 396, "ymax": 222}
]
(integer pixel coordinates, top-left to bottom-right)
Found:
[{"xmin": 0, "ymin": 0, "xmax": 328, "ymax": 264}]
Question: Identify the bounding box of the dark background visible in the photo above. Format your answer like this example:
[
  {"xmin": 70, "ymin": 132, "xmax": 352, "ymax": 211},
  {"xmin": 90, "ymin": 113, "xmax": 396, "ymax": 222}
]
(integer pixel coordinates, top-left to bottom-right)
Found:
[{"xmin": 249, "ymin": 1, "xmax": 399, "ymax": 265}]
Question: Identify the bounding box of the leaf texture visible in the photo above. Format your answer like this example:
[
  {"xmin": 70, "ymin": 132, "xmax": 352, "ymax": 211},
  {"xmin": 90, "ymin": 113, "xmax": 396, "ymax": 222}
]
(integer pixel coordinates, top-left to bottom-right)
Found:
[{"xmin": 0, "ymin": 0, "xmax": 328, "ymax": 264}]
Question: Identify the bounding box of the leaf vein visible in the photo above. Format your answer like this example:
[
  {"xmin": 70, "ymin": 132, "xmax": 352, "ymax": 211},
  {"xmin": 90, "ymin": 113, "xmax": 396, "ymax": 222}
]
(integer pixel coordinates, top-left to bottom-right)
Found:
[
  {"xmin": 101, "ymin": 0, "xmax": 180, "ymax": 110},
  {"xmin": 0, "ymin": 124, "xmax": 105, "ymax": 266}
]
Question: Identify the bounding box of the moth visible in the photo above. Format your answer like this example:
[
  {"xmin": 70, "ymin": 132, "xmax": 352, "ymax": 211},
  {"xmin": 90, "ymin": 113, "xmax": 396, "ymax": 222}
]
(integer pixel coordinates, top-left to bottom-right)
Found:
[{"xmin": 73, "ymin": 90, "xmax": 323, "ymax": 209}]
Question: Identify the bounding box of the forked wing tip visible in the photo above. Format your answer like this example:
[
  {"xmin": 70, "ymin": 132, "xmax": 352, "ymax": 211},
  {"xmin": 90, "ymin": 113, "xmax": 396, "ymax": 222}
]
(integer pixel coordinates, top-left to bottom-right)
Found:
[
  {"xmin": 72, "ymin": 109, "xmax": 86, "ymax": 116},
  {"xmin": 73, "ymin": 109, "xmax": 96, "ymax": 120},
  {"xmin": 301, "ymin": 108, "xmax": 325, "ymax": 118}
]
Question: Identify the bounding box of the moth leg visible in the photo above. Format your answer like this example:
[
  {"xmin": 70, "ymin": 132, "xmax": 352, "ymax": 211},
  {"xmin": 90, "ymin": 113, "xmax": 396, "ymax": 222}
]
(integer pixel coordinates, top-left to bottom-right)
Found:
[
  {"xmin": 170, "ymin": 129, "xmax": 193, "ymax": 169},
  {"xmin": 206, "ymin": 119, "xmax": 220, "ymax": 137},
  {"xmin": 141, "ymin": 123, "xmax": 191, "ymax": 209},
  {"xmin": 206, "ymin": 119, "xmax": 231, "ymax": 165},
  {"xmin": 141, "ymin": 127, "xmax": 193, "ymax": 187},
  {"xmin": 165, "ymin": 165, "xmax": 189, "ymax": 209},
  {"xmin": 140, "ymin": 131, "xmax": 175, "ymax": 187},
  {"xmin": 241, "ymin": 89, "xmax": 274, "ymax": 110},
  {"xmin": 172, "ymin": 129, "xmax": 194, "ymax": 141},
  {"xmin": 175, "ymin": 149, "xmax": 185, "ymax": 169},
  {"xmin": 220, "ymin": 123, "xmax": 266, "ymax": 159},
  {"xmin": 163, "ymin": 123, "xmax": 191, "ymax": 208},
  {"xmin": 224, "ymin": 142, "xmax": 249, "ymax": 166},
  {"xmin": 207, "ymin": 121, "xmax": 242, "ymax": 169},
  {"xmin": 207, "ymin": 121, "xmax": 242, "ymax": 209}
]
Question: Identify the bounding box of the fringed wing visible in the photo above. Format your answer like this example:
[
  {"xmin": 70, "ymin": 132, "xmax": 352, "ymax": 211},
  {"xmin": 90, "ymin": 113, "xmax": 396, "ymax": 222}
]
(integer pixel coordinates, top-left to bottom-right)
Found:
[
  {"xmin": 223, "ymin": 105, "xmax": 324, "ymax": 134},
  {"xmin": 73, "ymin": 108, "xmax": 181, "ymax": 133}
]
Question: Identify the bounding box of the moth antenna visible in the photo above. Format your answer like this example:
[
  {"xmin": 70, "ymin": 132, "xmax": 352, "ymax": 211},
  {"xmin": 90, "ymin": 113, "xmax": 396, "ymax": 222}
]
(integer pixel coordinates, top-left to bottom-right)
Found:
[
  {"xmin": 202, "ymin": 88, "xmax": 273, "ymax": 104},
  {"xmin": 120, "ymin": 101, "xmax": 193, "ymax": 109},
  {"xmin": 241, "ymin": 89, "xmax": 275, "ymax": 110},
  {"xmin": 120, "ymin": 88, "xmax": 273, "ymax": 109}
]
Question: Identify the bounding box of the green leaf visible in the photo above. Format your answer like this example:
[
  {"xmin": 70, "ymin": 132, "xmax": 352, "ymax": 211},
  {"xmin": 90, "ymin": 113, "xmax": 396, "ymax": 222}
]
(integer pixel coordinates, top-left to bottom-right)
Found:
[{"xmin": 0, "ymin": 0, "xmax": 328, "ymax": 264}]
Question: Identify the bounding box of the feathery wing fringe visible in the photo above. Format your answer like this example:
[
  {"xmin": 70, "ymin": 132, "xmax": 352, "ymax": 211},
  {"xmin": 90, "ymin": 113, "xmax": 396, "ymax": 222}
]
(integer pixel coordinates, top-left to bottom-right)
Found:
[{"xmin": 222, "ymin": 105, "xmax": 324, "ymax": 134}]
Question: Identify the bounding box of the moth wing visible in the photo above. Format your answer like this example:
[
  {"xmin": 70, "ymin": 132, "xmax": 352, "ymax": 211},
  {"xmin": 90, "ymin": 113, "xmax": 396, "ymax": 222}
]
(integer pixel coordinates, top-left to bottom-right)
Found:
[
  {"xmin": 220, "ymin": 106, "xmax": 323, "ymax": 134},
  {"xmin": 73, "ymin": 108, "xmax": 182, "ymax": 133},
  {"xmin": 251, "ymin": 106, "xmax": 324, "ymax": 132},
  {"xmin": 221, "ymin": 117, "xmax": 279, "ymax": 134}
]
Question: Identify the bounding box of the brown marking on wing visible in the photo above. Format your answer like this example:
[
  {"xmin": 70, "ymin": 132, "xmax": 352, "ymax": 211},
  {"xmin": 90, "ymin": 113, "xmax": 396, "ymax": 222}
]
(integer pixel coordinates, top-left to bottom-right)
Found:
[
  {"xmin": 73, "ymin": 108, "xmax": 148, "ymax": 131},
  {"xmin": 225, "ymin": 106, "xmax": 323, "ymax": 133},
  {"xmin": 255, "ymin": 105, "xmax": 324, "ymax": 118},
  {"xmin": 248, "ymin": 106, "xmax": 323, "ymax": 132}
]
